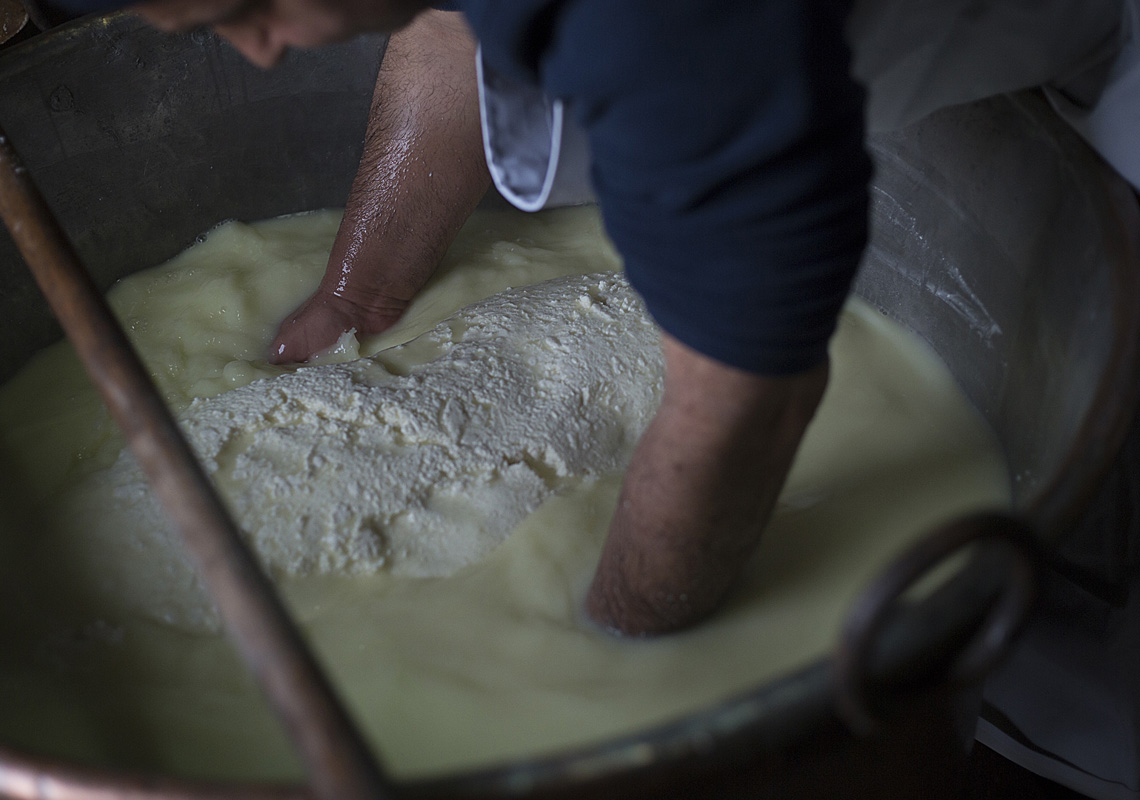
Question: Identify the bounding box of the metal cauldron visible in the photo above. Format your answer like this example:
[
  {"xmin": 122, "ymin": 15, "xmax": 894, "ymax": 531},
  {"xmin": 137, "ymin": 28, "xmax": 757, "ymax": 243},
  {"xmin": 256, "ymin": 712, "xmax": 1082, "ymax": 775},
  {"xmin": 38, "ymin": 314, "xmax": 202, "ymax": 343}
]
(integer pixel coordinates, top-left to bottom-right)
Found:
[{"xmin": 0, "ymin": 12, "xmax": 1137, "ymax": 800}]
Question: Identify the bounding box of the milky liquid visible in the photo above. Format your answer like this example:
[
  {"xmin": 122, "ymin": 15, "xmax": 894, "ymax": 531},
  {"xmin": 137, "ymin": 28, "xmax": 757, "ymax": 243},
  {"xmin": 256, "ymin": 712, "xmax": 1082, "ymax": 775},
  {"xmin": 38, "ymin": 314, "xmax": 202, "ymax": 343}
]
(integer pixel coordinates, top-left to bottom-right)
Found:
[{"xmin": 0, "ymin": 207, "xmax": 1009, "ymax": 781}]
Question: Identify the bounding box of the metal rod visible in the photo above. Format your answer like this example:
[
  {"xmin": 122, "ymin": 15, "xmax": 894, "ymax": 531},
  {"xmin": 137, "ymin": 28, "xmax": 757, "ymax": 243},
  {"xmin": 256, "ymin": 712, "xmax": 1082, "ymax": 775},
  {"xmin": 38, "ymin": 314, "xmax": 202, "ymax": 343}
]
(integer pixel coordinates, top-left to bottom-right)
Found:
[{"xmin": 0, "ymin": 128, "xmax": 392, "ymax": 800}]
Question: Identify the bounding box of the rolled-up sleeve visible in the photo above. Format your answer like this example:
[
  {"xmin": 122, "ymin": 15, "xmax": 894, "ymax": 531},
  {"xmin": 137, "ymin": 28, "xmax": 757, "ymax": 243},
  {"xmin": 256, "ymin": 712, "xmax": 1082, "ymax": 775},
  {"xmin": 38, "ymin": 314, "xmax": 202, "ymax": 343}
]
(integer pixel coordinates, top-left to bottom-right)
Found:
[{"xmin": 470, "ymin": 0, "xmax": 871, "ymax": 374}]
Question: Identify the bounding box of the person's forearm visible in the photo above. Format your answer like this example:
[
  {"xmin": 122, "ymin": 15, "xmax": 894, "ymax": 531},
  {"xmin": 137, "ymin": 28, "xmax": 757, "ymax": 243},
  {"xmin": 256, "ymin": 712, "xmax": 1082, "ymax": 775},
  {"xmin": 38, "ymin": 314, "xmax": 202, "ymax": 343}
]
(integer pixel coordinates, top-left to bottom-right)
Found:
[
  {"xmin": 326, "ymin": 9, "xmax": 489, "ymax": 304},
  {"xmin": 587, "ymin": 334, "xmax": 829, "ymax": 636},
  {"xmin": 272, "ymin": 9, "xmax": 490, "ymax": 362}
]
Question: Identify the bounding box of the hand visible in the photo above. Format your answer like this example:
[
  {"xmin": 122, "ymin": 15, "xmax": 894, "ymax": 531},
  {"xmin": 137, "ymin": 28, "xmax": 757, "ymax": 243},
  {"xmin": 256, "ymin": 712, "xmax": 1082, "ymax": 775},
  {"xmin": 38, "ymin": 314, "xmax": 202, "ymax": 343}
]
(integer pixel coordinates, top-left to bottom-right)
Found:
[
  {"xmin": 269, "ymin": 288, "xmax": 409, "ymax": 364},
  {"xmin": 270, "ymin": 8, "xmax": 489, "ymax": 364},
  {"xmin": 587, "ymin": 336, "xmax": 829, "ymax": 636}
]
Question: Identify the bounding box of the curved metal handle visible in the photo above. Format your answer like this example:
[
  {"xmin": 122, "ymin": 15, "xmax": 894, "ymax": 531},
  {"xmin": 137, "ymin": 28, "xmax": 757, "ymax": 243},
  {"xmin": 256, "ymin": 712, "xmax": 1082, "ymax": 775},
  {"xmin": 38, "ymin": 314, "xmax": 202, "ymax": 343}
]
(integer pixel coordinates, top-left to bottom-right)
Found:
[{"xmin": 833, "ymin": 512, "xmax": 1039, "ymax": 734}]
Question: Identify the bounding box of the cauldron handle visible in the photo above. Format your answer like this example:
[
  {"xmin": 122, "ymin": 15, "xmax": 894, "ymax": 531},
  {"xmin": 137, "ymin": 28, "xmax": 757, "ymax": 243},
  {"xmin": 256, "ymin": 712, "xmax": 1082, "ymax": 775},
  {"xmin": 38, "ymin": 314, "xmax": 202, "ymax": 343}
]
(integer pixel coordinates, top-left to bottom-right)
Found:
[{"xmin": 833, "ymin": 512, "xmax": 1039, "ymax": 734}]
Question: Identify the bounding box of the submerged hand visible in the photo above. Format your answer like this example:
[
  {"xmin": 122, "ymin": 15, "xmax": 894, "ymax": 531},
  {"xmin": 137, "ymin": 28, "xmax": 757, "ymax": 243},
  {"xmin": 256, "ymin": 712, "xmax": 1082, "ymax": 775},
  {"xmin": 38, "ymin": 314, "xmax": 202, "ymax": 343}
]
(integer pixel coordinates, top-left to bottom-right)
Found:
[
  {"xmin": 269, "ymin": 289, "xmax": 408, "ymax": 364},
  {"xmin": 587, "ymin": 337, "xmax": 829, "ymax": 636},
  {"xmin": 271, "ymin": 10, "xmax": 489, "ymax": 365}
]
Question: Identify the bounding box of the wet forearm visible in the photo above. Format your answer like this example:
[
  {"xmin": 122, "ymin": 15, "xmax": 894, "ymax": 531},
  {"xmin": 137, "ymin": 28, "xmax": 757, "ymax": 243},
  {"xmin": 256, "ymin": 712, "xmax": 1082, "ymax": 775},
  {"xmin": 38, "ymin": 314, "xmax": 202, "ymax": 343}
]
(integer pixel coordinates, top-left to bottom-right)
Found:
[
  {"xmin": 587, "ymin": 334, "xmax": 829, "ymax": 636},
  {"xmin": 271, "ymin": 9, "xmax": 491, "ymax": 362},
  {"xmin": 320, "ymin": 8, "xmax": 490, "ymax": 305}
]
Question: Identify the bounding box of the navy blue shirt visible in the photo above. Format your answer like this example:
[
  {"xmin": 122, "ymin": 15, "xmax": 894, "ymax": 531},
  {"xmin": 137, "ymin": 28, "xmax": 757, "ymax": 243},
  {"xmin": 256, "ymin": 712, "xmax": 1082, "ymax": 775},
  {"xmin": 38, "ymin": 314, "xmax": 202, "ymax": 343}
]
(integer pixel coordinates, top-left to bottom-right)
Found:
[
  {"xmin": 461, "ymin": 0, "xmax": 870, "ymax": 375},
  {"xmin": 56, "ymin": 0, "xmax": 870, "ymax": 374}
]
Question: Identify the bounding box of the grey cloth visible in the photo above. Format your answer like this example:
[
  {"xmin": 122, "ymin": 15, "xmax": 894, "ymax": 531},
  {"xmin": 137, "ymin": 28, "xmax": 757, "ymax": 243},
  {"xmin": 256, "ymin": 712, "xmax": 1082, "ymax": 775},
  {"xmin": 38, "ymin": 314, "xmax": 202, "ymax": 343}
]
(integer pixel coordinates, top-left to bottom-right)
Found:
[
  {"xmin": 850, "ymin": 0, "xmax": 1140, "ymax": 192},
  {"xmin": 978, "ymin": 561, "xmax": 1140, "ymax": 799},
  {"xmin": 849, "ymin": 0, "xmax": 1125, "ymax": 132},
  {"xmin": 477, "ymin": 0, "xmax": 1134, "ymax": 214},
  {"xmin": 1046, "ymin": 0, "xmax": 1140, "ymax": 189}
]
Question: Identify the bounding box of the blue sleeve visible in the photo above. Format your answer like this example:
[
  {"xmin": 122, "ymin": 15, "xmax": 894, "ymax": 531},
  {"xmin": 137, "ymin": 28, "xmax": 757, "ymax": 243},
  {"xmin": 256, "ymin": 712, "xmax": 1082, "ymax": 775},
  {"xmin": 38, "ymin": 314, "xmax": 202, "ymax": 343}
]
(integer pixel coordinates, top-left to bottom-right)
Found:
[{"xmin": 467, "ymin": 0, "xmax": 871, "ymax": 375}]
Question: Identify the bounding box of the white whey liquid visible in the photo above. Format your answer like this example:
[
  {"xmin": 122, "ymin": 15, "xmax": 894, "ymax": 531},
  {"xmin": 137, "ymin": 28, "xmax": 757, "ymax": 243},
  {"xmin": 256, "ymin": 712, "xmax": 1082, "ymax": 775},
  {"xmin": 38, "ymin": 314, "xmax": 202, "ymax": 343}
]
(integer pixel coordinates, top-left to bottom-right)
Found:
[{"xmin": 0, "ymin": 207, "xmax": 1009, "ymax": 781}]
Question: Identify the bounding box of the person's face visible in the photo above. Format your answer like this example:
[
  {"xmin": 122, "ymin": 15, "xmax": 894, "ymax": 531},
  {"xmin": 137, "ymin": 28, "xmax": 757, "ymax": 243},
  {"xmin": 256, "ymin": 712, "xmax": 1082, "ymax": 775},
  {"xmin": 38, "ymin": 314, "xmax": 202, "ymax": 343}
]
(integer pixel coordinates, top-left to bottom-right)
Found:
[{"xmin": 133, "ymin": 0, "xmax": 422, "ymax": 68}]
